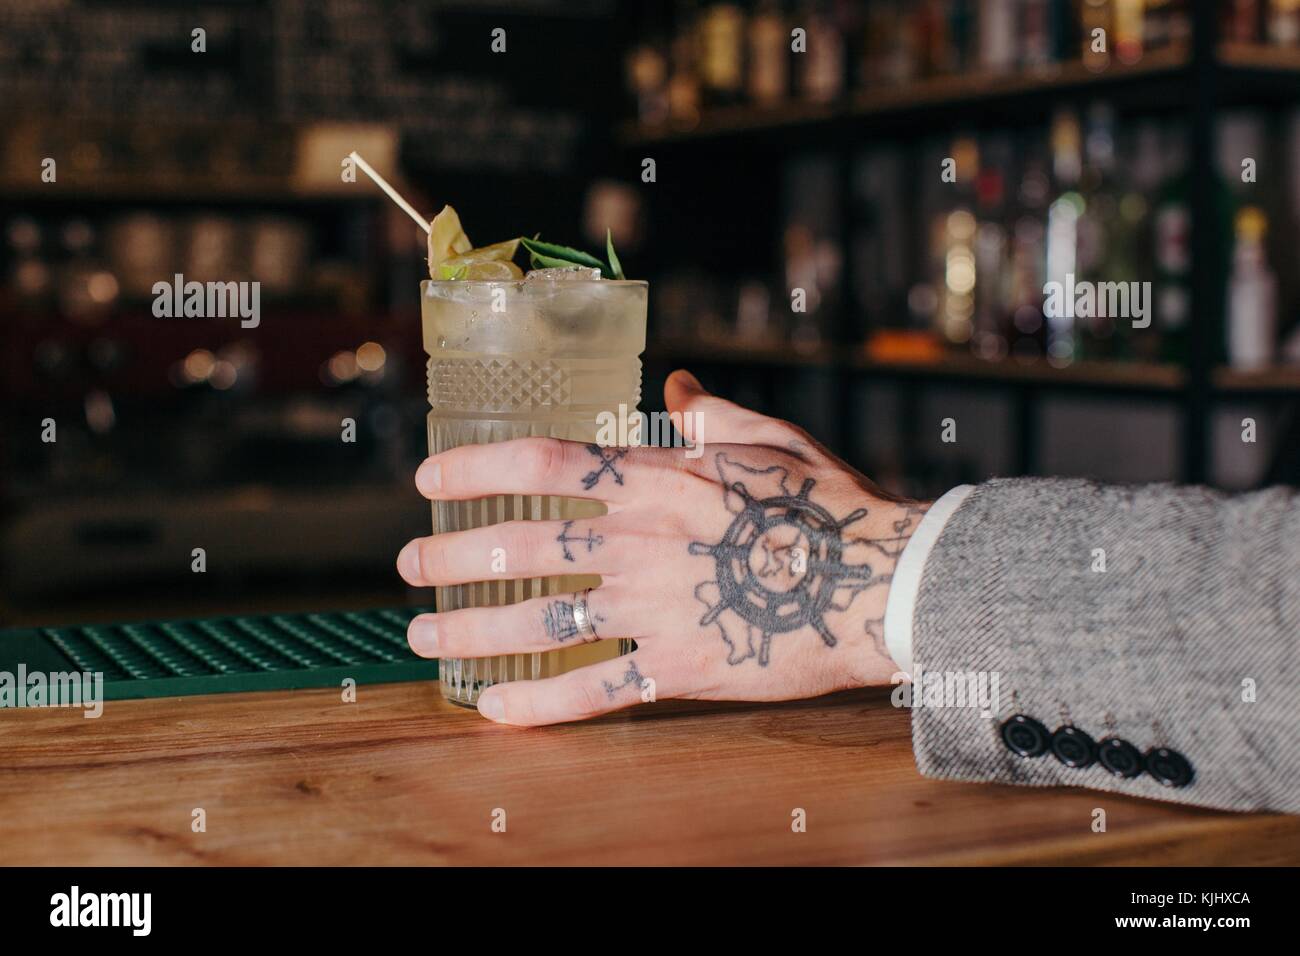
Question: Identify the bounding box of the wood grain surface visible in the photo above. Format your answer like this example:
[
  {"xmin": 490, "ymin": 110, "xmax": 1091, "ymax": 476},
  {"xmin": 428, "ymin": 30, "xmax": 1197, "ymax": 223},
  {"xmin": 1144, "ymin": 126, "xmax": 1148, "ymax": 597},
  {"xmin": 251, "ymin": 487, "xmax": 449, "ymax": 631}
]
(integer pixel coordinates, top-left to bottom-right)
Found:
[{"xmin": 2, "ymin": 683, "xmax": 1297, "ymax": 865}]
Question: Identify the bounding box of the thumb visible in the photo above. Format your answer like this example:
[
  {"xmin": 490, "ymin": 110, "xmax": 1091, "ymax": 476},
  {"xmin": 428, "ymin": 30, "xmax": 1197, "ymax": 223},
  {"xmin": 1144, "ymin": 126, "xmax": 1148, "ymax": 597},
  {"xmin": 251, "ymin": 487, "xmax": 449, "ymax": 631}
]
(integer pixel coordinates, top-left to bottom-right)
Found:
[{"xmin": 663, "ymin": 368, "xmax": 789, "ymax": 447}]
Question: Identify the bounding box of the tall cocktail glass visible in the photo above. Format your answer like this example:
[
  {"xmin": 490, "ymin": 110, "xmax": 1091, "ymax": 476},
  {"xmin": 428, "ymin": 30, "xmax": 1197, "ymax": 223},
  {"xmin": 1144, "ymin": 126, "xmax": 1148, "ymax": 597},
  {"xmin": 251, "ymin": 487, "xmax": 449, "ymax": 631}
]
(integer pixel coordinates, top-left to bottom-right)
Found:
[{"xmin": 421, "ymin": 278, "xmax": 646, "ymax": 706}]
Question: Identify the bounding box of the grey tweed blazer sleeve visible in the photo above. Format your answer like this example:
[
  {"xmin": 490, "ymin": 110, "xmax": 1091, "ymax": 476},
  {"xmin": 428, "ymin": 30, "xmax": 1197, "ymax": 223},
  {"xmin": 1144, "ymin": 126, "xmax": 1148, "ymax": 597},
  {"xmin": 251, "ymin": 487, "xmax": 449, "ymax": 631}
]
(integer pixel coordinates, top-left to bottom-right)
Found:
[{"xmin": 910, "ymin": 477, "xmax": 1300, "ymax": 813}]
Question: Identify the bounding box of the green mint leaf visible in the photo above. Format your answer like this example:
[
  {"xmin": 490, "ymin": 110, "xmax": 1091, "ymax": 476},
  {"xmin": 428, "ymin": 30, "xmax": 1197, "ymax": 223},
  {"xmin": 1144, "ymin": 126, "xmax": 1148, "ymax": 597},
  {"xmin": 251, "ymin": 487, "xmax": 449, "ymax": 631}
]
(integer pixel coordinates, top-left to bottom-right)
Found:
[
  {"xmin": 527, "ymin": 250, "xmax": 593, "ymax": 271},
  {"xmin": 605, "ymin": 228, "xmax": 625, "ymax": 280},
  {"xmin": 520, "ymin": 237, "xmax": 604, "ymax": 271}
]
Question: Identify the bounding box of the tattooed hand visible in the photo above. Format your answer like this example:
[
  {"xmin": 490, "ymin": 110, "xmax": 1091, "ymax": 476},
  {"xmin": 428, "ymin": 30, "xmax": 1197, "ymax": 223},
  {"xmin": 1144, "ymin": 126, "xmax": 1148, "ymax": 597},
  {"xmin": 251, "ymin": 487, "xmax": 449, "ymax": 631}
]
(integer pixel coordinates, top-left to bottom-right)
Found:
[{"xmin": 397, "ymin": 370, "xmax": 930, "ymax": 726}]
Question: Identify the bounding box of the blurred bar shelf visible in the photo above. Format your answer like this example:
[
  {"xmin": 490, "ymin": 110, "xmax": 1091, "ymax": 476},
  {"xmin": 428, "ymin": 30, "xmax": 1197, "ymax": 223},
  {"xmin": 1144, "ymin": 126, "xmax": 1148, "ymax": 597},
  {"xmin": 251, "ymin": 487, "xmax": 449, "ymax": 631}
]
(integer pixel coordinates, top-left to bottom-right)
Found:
[
  {"xmin": 621, "ymin": 47, "xmax": 1190, "ymax": 148},
  {"xmin": 1212, "ymin": 366, "xmax": 1300, "ymax": 396},
  {"xmin": 647, "ymin": 339, "xmax": 835, "ymax": 368},
  {"xmin": 0, "ymin": 181, "xmax": 381, "ymax": 204},
  {"xmin": 647, "ymin": 341, "xmax": 1185, "ymax": 394},
  {"xmin": 1218, "ymin": 41, "xmax": 1300, "ymax": 73},
  {"xmin": 854, "ymin": 353, "xmax": 1184, "ymax": 394},
  {"xmin": 849, "ymin": 45, "xmax": 1190, "ymax": 118},
  {"xmin": 621, "ymin": 41, "xmax": 1300, "ymax": 149},
  {"xmin": 650, "ymin": 341, "xmax": 1300, "ymax": 401}
]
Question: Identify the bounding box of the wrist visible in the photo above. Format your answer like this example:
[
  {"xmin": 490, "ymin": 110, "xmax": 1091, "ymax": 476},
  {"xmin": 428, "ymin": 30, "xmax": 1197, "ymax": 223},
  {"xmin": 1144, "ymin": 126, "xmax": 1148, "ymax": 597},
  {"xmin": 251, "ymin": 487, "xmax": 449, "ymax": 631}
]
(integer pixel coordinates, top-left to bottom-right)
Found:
[{"xmin": 841, "ymin": 498, "xmax": 932, "ymax": 688}]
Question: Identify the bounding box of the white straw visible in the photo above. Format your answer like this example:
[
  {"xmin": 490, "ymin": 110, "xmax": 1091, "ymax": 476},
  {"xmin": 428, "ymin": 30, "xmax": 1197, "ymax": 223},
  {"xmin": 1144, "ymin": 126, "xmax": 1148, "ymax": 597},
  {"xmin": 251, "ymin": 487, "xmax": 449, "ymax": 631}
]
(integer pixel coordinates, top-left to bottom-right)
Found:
[{"xmin": 350, "ymin": 151, "xmax": 430, "ymax": 234}]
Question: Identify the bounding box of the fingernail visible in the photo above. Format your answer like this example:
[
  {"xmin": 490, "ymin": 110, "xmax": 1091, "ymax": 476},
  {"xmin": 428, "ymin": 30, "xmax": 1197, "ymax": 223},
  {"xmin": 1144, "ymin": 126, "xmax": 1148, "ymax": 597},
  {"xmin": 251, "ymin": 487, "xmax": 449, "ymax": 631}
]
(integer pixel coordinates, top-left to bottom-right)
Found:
[
  {"xmin": 397, "ymin": 540, "xmax": 421, "ymax": 582},
  {"xmin": 477, "ymin": 693, "xmax": 505, "ymax": 722},
  {"xmin": 407, "ymin": 615, "xmax": 439, "ymax": 657},
  {"xmin": 674, "ymin": 369, "xmax": 703, "ymax": 391}
]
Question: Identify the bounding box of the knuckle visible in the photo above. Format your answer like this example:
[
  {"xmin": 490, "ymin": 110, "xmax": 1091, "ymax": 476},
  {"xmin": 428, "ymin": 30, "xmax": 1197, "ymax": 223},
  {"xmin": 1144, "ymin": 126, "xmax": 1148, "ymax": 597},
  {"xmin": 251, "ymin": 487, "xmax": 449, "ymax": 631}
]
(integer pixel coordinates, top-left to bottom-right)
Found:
[
  {"xmin": 664, "ymin": 636, "xmax": 718, "ymax": 694},
  {"xmin": 782, "ymin": 422, "xmax": 820, "ymax": 451},
  {"xmin": 593, "ymin": 519, "xmax": 636, "ymax": 566},
  {"xmin": 656, "ymin": 443, "xmax": 701, "ymax": 476},
  {"xmin": 522, "ymin": 437, "xmax": 567, "ymax": 486},
  {"xmin": 569, "ymin": 679, "xmax": 607, "ymax": 719},
  {"xmin": 435, "ymin": 611, "xmax": 471, "ymax": 656},
  {"xmin": 416, "ymin": 537, "xmax": 451, "ymax": 583},
  {"xmin": 654, "ymin": 507, "xmax": 693, "ymax": 544},
  {"xmin": 504, "ymin": 688, "xmax": 539, "ymax": 726},
  {"xmin": 678, "ymin": 641, "xmax": 714, "ymax": 682},
  {"xmin": 439, "ymin": 447, "xmax": 467, "ymax": 492},
  {"xmin": 502, "ymin": 521, "xmax": 537, "ymax": 572},
  {"xmin": 633, "ymin": 449, "xmax": 709, "ymax": 505},
  {"xmin": 673, "ymin": 450, "xmax": 719, "ymax": 488}
]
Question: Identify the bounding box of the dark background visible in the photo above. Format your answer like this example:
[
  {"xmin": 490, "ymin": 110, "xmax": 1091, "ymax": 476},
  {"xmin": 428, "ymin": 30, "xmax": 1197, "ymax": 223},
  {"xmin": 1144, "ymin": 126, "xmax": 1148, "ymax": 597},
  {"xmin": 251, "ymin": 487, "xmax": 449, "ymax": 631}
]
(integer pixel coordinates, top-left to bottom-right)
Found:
[{"xmin": 2, "ymin": 0, "xmax": 1298, "ymax": 627}]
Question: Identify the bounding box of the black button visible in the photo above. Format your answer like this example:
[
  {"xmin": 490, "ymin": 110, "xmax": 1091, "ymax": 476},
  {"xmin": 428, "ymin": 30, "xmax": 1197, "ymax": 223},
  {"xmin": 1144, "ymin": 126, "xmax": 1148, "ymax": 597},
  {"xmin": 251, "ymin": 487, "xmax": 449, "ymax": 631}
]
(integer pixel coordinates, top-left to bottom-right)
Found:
[
  {"xmin": 1000, "ymin": 715, "xmax": 1050, "ymax": 758},
  {"xmin": 1145, "ymin": 747, "xmax": 1195, "ymax": 788},
  {"xmin": 1050, "ymin": 726, "xmax": 1097, "ymax": 768},
  {"xmin": 1098, "ymin": 737, "xmax": 1143, "ymax": 779}
]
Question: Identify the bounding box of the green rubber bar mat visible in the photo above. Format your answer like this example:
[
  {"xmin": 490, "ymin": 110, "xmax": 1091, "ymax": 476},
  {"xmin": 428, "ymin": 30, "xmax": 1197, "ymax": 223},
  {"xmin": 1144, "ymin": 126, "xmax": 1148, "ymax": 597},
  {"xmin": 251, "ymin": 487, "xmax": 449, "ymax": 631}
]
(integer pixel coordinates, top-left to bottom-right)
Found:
[{"xmin": 0, "ymin": 607, "xmax": 437, "ymax": 705}]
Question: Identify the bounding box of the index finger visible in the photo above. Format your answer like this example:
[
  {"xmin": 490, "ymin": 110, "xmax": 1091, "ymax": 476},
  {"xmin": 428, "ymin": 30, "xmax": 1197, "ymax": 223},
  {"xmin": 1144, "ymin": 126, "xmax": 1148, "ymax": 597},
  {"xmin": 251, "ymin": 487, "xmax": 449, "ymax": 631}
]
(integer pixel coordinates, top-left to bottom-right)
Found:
[{"xmin": 416, "ymin": 436, "xmax": 652, "ymax": 503}]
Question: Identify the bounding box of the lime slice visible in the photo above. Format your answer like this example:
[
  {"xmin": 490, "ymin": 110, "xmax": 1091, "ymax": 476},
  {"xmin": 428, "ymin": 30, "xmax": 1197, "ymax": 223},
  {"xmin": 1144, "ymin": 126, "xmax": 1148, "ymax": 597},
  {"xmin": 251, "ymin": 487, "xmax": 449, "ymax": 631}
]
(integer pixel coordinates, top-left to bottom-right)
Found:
[
  {"xmin": 436, "ymin": 257, "xmax": 524, "ymax": 280},
  {"xmin": 436, "ymin": 237, "xmax": 525, "ymax": 279},
  {"xmin": 427, "ymin": 204, "xmax": 473, "ymax": 272}
]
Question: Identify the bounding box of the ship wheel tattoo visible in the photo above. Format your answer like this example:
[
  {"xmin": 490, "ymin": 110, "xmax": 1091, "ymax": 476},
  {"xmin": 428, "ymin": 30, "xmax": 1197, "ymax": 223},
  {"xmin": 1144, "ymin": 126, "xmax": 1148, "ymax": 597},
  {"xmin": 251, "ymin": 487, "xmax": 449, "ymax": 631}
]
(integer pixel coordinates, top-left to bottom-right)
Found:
[{"xmin": 687, "ymin": 454, "xmax": 915, "ymax": 667}]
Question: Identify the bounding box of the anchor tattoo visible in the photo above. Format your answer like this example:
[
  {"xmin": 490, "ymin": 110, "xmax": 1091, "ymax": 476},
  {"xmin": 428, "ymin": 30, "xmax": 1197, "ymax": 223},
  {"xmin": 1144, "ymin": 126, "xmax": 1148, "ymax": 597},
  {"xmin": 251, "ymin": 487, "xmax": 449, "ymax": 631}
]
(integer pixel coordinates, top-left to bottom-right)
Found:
[
  {"xmin": 556, "ymin": 520, "xmax": 604, "ymax": 562},
  {"xmin": 601, "ymin": 659, "xmax": 645, "ymax": 699}
]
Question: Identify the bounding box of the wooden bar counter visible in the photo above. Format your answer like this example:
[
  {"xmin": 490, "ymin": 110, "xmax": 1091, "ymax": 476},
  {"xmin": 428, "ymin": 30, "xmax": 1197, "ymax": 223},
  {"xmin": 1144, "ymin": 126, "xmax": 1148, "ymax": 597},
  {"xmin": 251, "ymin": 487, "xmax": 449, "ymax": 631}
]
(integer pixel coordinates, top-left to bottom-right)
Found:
[{"xmin": 2, "ymin": 684, "xmax": 1298, "ymax": 865}]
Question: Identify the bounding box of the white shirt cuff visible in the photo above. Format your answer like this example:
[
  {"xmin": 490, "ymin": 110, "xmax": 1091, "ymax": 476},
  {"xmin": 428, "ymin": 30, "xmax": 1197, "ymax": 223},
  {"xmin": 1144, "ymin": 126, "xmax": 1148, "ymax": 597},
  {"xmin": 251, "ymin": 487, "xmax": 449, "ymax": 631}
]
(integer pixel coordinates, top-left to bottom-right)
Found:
[{"xmin": 883, "ymin": 485, "xmax": 975, "ymax": 677}]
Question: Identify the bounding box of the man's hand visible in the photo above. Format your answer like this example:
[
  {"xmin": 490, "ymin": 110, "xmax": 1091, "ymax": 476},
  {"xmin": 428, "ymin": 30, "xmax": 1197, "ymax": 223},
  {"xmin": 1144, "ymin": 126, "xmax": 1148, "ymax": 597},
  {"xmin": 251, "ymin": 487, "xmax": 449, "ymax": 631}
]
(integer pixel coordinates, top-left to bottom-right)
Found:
[{"xmin": 397, "ymin": 370, "xmax": 929, "ymax": 725}]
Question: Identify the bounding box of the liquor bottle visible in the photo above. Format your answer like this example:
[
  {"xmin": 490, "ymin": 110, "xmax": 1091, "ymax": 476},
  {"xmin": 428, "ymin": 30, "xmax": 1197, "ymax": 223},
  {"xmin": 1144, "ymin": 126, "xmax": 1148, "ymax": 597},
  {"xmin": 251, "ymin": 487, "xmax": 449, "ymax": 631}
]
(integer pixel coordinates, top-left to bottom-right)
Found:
[
  {"xmin": 946, "ymin": 0, "xmax": 975, "ymax": 75},
  {"xmin": 668, "ymin": 1, "xmax": 703, "ymax": 125},
  {"xmin": 860, "ymin": 0, "xmax": 891, "ymax": 87},
  {"xmin": 1080, "ymin": 0, "xmax": 1112, "ymax": 71},
  {"xmin": 980, "ymin": 0, "xmax": 1018, "ymax": 73},
  {"xmin": 1113, "ymin": 0, "xmax": 1143, "ymax": 64},
  {"xmin": 698, "ymin": 1, "xmax": 746, "ymax": 108},
  {"xmin": 1167, "ymin": 0, "xmax": 1193, "ymax": 47},
  {"xmin": 1045, "ymin": 109, "xmax": 1083, "ymax": 364},
  {"xmin": 1150, "ymin": 128, "xmax": 1235, "ymax": 366},
  {"xmin": 748, "ymin": 0, "xmax": 788, "ymax": 105},
  {"xmin": 866, "ymin": 0, "xmax": 918, "ymax": 86},
  {"xmin": 852, "ymin": 148, "xmax": 909, "ymax": 335},
  {"xmin": 971, "ymin": 133, "xmax": 1013, "ymax": 361},
  {"xmin": 1022, "ymin": 0, "xmax": 1052, "ymax": 69},
  {"xmin": 916, "ymin": 0, "xmax": 957, "ymax": 77},
  {"xmin": 934, "ymin": 136, "xmax": 979, "ymax": 347},
  {"xmin": 1009, "ymin": 135, "xmax": 1051, "ymax": 360},
  {"xmin": 1077, "ymin": 103, "xmax": 1139, "ymax": 359},
  {"xmin": 1048, "ymin": 0, "xmax": 1077, "ymax": 62},
  {"xmin": 1226, "ymin": 206, "xmax": 1277, "ymax": 369},
  {"xmin": 795, "ymin": 0, "xmax": 845, "ymax": 103},
  {"xmin": 1223, "ymin": 0, "xmax": 1262, "ymax": 43},
  {"xmin": 1115, "ymin": 121, "xmax": 1165, "ymax": 361},
  {"xmin": 1269, "ymin": 0, "xmax": 1300, "ymax": 45},
  {"xmin": 625, "ymin": 5, "xmax": 670, "ymax": 125},
  {"xmin": 1150, "ymin": 132, "xmax": 1192, "ymax": 365}
]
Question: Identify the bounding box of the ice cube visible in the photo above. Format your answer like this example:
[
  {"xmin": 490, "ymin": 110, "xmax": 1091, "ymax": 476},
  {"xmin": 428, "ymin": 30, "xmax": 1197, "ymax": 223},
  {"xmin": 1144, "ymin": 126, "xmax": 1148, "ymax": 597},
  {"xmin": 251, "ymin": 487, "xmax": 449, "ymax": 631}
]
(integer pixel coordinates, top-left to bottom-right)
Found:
[{"xmin": 525, "ymin": 266, "xmax": 602, "ymax": 281}]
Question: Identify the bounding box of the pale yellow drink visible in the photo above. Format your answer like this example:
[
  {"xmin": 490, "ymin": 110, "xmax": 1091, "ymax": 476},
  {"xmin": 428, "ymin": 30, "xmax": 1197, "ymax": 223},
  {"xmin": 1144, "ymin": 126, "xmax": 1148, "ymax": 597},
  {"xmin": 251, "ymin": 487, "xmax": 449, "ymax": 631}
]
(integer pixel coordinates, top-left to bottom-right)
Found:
[{"xmin": 421, "ymin": 278, "xmax": 646, "ymax": 706}]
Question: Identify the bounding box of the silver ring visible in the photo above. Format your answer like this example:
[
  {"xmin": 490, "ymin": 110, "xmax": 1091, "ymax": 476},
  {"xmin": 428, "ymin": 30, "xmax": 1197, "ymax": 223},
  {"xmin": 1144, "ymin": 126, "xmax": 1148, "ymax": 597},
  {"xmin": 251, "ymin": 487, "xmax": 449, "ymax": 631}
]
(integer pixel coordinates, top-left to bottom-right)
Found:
[{"xmin": 572, "ymin": 589, "xmax": 599, "ymax": 642}]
